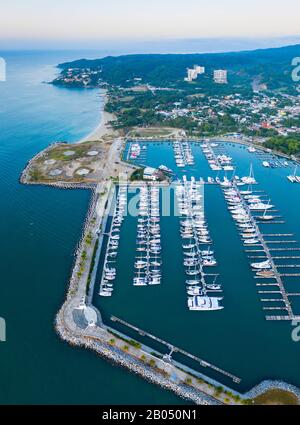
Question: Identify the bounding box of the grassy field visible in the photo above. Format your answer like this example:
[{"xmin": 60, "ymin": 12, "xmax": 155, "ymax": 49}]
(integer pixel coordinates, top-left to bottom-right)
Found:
[
  {"xmin": 46, "ymin": 142, "xmax": 100, "ymax": 161},
  {"xmin": 128, "ymin": 127, "xmax": 179, "ymax": 138},
  {"xmin": 25, "ymin": 140, "xmax": 107, "ymax": 184}
]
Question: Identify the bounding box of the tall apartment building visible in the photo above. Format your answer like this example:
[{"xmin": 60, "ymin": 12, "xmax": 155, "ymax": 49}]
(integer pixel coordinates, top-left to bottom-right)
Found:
[
  {"xmin": 184, "ymin": 65, "xmax": 205, "ymax": 82},
  {"xmin": 214, "ymin": 69, "xmax": 228, "ymax": 84}
]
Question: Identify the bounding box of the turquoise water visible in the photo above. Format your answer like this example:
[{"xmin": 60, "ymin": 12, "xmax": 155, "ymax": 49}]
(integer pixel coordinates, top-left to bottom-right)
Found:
[
  {"xmin": 95, "ymin": 141, "xmax": 300, "ymax": 393},
  {"xmin": 0, "ymin": 52, "xmax": 182, "ymax": 404}
]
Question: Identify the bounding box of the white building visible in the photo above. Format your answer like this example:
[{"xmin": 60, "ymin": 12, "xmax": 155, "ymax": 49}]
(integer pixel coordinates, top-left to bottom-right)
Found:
[
  {"xmin": 184, "ymin": 65, "xmax": 205, "ymax": 82},
  {"xmin": 143, "ymin": 167, "xmax": 158, "ymax": 181},
  {"xmin": 194, "ymin": 65, "xmax": 205, "ymax": 75},
  {"xmin": 214, "ymin": 70, "xmax": 228, "ymax": 84}
]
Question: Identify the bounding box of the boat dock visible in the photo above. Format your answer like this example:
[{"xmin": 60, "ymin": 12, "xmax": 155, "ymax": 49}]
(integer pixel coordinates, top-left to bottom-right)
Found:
[
  {"xmin": 220, "ymin": 177, "xmax": 300, "ymax": 321},
  {"xmin": 99, "ymin": 185, "xmax": 127, "ymax": 297},
  {"xmin": 175, "ymin": 177, "xmax": 223, "ymax": 311},
  {"xmin": 133, "ymin": 185, "xmax": 162, "ymax": 287},
  {"xmin": 200, "ymin": 141, "xmax": 235, "ymax": 172},
  {"xmin": 111, "ymin": 315, "xmax": 241, "ymax": 384}
]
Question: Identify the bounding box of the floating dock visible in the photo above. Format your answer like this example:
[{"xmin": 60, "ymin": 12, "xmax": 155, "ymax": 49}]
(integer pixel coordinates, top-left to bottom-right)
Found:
[{"xmin": 222, "ymin": 180, "xmax": 300, "ymax": 321}]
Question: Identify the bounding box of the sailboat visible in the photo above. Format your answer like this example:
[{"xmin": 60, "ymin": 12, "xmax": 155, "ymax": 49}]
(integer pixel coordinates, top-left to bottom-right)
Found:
[
  {"xmin": 287, "ymin": 165, "xmax": 298, "ymax": 183},
  {"xmin": 256, "ymin": 199, "xmax": 275, "ymax": 221},
  {"xmin": 240, "ymin": 184, "xmax": 253, "ymax": 195},
  {"xmin": 206, "ymin": 275, "xmax": 222, "ymax": 291},
  {"xmin": 241, "ymin": 163, "xmax": 256, "ymax": 185}
]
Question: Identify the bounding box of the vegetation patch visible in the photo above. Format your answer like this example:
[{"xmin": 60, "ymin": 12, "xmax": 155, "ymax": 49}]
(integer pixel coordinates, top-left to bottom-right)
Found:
[
  {"xmin": 130, "ymin": 168, "xmax": 145, "ymax": 181},
  {"xmin": 264, "ymin": 135, "xmax": 300, "ymax": 156},
  {"xmin": 253, "ymin": 389, "xmax": 299, "ymax": 405}
]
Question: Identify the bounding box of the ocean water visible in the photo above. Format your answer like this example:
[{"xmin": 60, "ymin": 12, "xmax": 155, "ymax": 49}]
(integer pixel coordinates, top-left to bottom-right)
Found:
[
  {"xmin": 94, "ymin": 141, "xmax": 300, "ymax": 393},
  {"xmin": 0, "ymin": 51, "xmax": 183, "ymax": 404}
]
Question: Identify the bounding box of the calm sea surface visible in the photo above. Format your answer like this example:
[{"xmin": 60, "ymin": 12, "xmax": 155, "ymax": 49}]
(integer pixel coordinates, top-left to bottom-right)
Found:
[{"xmin": 0, "ymin": 51, "xmax": 183, "ymax": 404}]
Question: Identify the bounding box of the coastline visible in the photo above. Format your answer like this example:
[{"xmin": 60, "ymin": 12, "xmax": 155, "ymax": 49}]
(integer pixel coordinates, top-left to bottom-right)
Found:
[
  {"xmin": 19, "ymin": 99, "xmax": 300, "ymax": 404},
  {"xmin": 77, "ymin": 91, "xmax": 116, "ymax": 143},
  {"xmin": 19, "ymin": 90, "xmax": 131, "ymax": 188}
]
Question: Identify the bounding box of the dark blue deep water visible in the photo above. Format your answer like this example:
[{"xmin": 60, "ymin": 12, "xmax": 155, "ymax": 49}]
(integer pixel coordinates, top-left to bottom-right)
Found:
[{"xmin": 0, "ymin": 51, "xmax": 182, "ymax": 404}]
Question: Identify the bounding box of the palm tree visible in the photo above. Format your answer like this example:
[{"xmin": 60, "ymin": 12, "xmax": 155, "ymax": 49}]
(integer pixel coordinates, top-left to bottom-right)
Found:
[{"xmin": 149, "ymin": 359, "xmax": 156, "ymax": 367}]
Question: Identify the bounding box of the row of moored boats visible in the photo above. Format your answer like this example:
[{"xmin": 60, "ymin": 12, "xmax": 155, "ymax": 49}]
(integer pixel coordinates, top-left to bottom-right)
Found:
[
  {"xmin": 134, "ymin": 186, "xmax": 162, "ymax": 286},
  {"xmin": 201, "ymin": 142, "xmax": 234, "ymax": 171},
  {"xmin": 176, "ymin": 176, "xmax": 223, "ymax": 311},
  {"xmin": 100, "ymin": 186, "xmax": 127, "ymax": 297},
  {"xmin": 287, "ymin": 166, "xmax": 300, "ymax": 183},
  {"xmin": 223, "ymin": 184, "xmax": 277, "ymax": 279},
  {"xmin": 173, "ymin": 141, "xmax": 195, "ymax": 168}
]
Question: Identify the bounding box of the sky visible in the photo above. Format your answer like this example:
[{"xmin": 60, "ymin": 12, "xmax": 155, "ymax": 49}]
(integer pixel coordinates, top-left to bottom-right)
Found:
[{"xmin": 0, "ymin": 0, "xmax": 300, "ymax": 50}]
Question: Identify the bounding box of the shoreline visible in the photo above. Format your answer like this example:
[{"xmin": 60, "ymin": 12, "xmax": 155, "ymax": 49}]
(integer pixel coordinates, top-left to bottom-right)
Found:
[
  {"xmin": 76, "ymin": 91, "xmax": 116, "ymax": 144},
  {"xmin": 19, "ymin": 110, "xmax": 300, "ymax": 404}
]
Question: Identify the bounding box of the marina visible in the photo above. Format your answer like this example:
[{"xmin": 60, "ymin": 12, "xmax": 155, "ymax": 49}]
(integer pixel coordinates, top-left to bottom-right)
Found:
[
  {"xmin": 220, "ymin": 177, "xmax": 300, "ymax": 320},
  {"xmin": 99, "ymin": 185, "xmax": 127, "ymax": 297},
  {"xmin": 93, "ymin": 139, "xmax": 300, "ymax": 393},
  {"xmin": 175, "ymin": 176, "xmax": 223, "ymax": 311},
  {"xmin": 7, "ymin": 38, "xmax": 300, "ymax": 406},
  {"xmin": 248, "ymin": 146, "xmax": 293, "ymax": 169},
  {"xmin": 200, "ymin": 141, "xmax": 235, "ymax": 171},
  {"xmin": 111, "ymin": 315, "xmax": 241, "ymax": 383},
  {"xmin": 173, "ymin": 140, "xmax": 195, "ymax": 168},
  {"xmin": 133, "ymin": 185, "xmax": 162, "ymax": 287},
  {"xmin": 126, "ymin": 142, "xmax": 148, "ymax": 165}
]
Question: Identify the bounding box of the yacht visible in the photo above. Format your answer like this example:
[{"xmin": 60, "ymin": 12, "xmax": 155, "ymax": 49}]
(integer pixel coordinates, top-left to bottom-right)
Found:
[
  {"xmin": 187, "ymin": 287, "xmax": 204, "ymax": 296},
  {"xmin": 256, "ymin": 214, "xmax": 275, "ymax": 221},
  {"xmin": 249, "ymin": 202, "xmax": 274, "ymax": 211},
  {"xmin": 99, "ymin": 290, "xmax": 112, "ymax": 297},
  {"xmin": 241, "ymin": 233, "xmax": 258, "ymax": 239},
  {"xmin": 251, "ymin": 260, "xmax": 271, "ymax": 270},
  {"xmin": 202, "ymin": 259, "xmax": 217, "ymax": 267},
  {"xmin": 186, "ymin": 280, "xmax": 200, "ymax": 285},
  {"xmin": 133, "ymin": 277, "xmax": 147, "ymax": 286},
  {"xmin": 148, "ymin": 276, "xmax": 161, "ymax": 285},
  {"xmin": 188, "ymin": 296, "xmax": 224, "ymax": 311},
  {"xmin": 244, "ymin": 238, "xmax": 260, "ymax": 245},
  {"xmin": 256, "ymin": 270, "xmax": 276, "ymax": 278},
  {"xmin": 186, "ymin": 269, "xmax": 201, "ymax": 276},
  {"xmin": 206, "ymin": 284, "xmax": 221, "ymax": 290}
]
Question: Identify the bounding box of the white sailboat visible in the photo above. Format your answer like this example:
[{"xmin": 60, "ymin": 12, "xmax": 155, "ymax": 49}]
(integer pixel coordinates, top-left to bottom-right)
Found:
[
  {"xmin": 287, "ymin": 165, "xmax": 298, "ymax": 183},
  {"xmin": 256, "ymin": 199, "xmax": 275, "ymax": 221}
]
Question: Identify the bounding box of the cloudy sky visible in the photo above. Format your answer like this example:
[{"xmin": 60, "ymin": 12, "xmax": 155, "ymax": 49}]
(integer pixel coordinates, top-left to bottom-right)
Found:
[{"xmin": 1, "ymin": 0, "xmax": 299, "ymax": 49}]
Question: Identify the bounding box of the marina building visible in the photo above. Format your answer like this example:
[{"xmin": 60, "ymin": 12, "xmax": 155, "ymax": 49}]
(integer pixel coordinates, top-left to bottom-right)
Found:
[{"xmin": 143, "ymin": 167, "xmax": 159, "ymax": 181}]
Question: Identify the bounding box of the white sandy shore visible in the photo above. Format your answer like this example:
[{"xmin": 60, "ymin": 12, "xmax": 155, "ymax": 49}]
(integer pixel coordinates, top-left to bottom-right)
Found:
[{"xmin": 77, "ymin": 92, "xmax": 116, "ymax": 144}]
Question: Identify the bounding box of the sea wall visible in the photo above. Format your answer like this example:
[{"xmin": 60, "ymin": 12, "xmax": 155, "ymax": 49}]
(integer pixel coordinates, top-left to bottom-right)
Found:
[
  {"xmin": 55, "ymin": 314, "xmax": 220, "ymax": 405},
  {"xmin": 24, "ymin": 137, "xmax": 300, "ymax": 405}
]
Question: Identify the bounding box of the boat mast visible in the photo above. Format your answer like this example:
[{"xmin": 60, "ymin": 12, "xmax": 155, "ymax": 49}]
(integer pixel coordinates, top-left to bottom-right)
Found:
[
  {"xmin": 263, "ymin": 199, "xmax": 271, "ymax": 217},
  {"xmin": 294, "ymin": 165, "xmax": 298, "ymax": 178}
]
